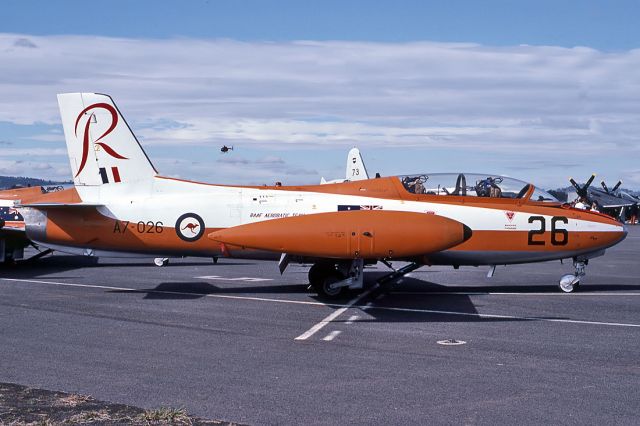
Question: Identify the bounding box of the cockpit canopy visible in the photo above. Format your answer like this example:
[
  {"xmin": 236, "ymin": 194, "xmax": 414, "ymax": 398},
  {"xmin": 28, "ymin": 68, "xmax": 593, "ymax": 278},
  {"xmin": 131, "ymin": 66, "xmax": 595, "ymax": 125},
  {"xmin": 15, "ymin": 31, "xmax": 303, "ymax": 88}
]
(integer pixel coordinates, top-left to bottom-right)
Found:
[{"xmin": 398, "ymin": 173, "xmax": 558, "ymax": 203}]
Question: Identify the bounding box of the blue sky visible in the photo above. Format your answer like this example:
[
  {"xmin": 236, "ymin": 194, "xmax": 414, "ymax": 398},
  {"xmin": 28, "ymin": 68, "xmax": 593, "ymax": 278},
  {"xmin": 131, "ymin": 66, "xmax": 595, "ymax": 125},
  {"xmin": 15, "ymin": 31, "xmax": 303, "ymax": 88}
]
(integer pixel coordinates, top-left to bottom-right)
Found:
[
  {"xmin": 4, "ymin": 1, "xmax": 639, "ymax": 50},
  {"xmin": 1, "ymin": 1, "xmax": 639, "ymax": 188}
]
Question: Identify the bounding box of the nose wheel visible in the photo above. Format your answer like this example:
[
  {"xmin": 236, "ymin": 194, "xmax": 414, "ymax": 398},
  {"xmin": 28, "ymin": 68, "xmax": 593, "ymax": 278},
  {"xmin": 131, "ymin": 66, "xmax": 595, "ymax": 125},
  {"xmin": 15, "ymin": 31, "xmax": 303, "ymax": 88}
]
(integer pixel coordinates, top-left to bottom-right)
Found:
[
  {"xmin": 558, "ymin": 260, "xmax": 586, "ymax": 293},
  {"xmin": 154, "ymin": 257, "xmax": 169, "ymax": 267}
]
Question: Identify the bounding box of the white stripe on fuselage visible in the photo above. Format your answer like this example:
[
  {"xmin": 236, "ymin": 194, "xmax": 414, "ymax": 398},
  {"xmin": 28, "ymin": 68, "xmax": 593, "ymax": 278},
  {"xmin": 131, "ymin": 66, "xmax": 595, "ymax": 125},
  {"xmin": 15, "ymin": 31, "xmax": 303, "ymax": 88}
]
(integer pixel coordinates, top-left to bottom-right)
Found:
[{"xmin": 87, "ymin": 177, "xmax": 621, "ymax": 235}]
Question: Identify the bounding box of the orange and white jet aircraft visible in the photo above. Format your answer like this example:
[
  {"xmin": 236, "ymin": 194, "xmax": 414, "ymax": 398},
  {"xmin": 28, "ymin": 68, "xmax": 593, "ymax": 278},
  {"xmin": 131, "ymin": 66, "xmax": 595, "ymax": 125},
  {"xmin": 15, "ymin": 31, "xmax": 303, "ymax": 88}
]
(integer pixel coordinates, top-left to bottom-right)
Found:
[{"xmin": 4, "ymin": 93, "xmax": 627, "ymax": 297}]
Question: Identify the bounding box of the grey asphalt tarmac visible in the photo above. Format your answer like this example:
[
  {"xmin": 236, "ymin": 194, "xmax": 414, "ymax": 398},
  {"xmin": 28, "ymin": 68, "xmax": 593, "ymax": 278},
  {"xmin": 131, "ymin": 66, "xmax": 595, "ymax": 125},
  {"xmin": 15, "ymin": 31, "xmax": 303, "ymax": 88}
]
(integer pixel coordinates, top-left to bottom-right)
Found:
[{"xmin": 1, "ymin": 227, "xmax": 639, "ymax": 425}]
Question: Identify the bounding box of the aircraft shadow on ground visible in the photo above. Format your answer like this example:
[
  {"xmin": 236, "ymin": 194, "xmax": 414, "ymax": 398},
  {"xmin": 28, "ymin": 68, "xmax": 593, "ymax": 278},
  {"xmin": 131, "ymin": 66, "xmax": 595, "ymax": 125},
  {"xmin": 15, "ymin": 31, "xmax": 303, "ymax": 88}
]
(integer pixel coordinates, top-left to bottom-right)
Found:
[
  {"xmin": 6, "ymin": 258, "xmax": 640, "ymax": 324},
  {"xmin": 107, "ymin": 281, "xmax": 310, "ymax": 300},
  {"xmin": 106, "ymin": 277, "xmax": 526, "ymax": 323},
  {"xmin": 0, "ymin": 255, "xmax": 257, "ymax": 279},
  {"xmin": 123, "ymin": 280, "xmax": 515, "ymax": 323},
  {"xmin": 112, "ymin": 272, "xmax": 640, "ymax": 323}
]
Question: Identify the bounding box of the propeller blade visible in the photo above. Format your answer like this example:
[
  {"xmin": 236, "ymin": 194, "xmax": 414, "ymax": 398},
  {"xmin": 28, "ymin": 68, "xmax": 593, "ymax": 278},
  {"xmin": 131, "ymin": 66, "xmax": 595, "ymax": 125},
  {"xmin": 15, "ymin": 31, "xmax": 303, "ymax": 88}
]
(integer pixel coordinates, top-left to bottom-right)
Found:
[
  {"xmin": 569, "ymin": 178, "xmax": 581, "ymax": 193},
  {"xmin": 601, "ymin": 181, "xmax": 609, "ymax": 193},
  {"xmin": 584, "ymin": 174, "xmax": 596, "ymax": 190},
  {"xmin": 612, "ymin": 180, "xmax": 622, "ymax": 192}
]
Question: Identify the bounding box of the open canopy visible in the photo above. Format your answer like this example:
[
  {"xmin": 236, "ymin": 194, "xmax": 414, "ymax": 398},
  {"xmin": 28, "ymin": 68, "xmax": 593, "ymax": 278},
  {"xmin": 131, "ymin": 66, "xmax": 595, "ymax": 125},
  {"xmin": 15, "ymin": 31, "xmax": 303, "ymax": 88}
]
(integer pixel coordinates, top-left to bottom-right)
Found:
[{"xmin": 398, "ymin": 173, "xmax": 559, "ymax": 203}]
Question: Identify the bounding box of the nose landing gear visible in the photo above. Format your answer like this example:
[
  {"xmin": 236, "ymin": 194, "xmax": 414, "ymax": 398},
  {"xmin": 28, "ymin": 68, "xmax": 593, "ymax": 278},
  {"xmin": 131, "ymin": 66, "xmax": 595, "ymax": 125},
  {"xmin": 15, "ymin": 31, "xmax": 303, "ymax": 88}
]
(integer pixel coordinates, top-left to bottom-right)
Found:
[{"xmin": 558, "ymin": 260, "xmax": 587, "ymax": 293}]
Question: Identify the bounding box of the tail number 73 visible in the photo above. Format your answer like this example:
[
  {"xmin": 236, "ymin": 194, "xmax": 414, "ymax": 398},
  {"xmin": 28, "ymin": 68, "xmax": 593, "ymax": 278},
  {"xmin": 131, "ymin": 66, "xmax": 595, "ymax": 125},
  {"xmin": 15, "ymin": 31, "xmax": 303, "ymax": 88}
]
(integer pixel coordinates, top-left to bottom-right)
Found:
[{"xmin": 528, "ymin": 216, "xmax": 568, "ymax": 246}]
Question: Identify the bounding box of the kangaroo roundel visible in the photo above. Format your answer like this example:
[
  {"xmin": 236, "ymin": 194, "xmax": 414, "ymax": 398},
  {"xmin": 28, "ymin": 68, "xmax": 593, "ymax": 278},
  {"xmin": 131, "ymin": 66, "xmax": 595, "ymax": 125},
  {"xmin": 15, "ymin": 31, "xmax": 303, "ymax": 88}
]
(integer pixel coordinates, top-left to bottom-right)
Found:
[{"xmin": 175, "ymin": 213, "xmax": 205, "ymax": 242}]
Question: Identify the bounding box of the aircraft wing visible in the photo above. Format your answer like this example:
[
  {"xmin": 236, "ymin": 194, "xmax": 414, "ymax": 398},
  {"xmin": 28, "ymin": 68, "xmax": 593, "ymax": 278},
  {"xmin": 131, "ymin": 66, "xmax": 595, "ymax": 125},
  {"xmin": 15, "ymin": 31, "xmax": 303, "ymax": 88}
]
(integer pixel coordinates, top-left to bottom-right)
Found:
[
  {"xmin": 588, "ymin": 189, "xmax": 635, "ymax": 208},
  {"xmin": 619, "ymin": 192, "xmax": 640, "ymax": 204}
]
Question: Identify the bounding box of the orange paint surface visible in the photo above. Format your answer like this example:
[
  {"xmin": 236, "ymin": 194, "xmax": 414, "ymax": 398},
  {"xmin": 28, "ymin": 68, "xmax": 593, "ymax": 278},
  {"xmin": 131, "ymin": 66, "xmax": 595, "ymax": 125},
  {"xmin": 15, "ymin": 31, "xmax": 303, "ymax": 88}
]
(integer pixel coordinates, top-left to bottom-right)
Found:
[{"xmin": 208, "ymin": 210, "xmax": 469, "ymax": 259}]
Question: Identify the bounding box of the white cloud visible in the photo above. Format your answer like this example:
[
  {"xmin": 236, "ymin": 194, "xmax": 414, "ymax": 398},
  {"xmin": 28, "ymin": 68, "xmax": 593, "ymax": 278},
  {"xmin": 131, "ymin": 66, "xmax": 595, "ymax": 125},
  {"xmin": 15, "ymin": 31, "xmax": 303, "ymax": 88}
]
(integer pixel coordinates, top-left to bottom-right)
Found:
[
  {"xmin": 0, "ymin": 34, "xmax": 639, "ymax": 186},
  {"xmin": 0, "ymin": 159, "xmax": 69, "ymax": 180},
  {"xmin": 153, "ymin": 155, "xmax": 317, "ymax": 186},
  {"xmin": 0, "ymin": 148, "xmax": 67, "ymax": 157}
]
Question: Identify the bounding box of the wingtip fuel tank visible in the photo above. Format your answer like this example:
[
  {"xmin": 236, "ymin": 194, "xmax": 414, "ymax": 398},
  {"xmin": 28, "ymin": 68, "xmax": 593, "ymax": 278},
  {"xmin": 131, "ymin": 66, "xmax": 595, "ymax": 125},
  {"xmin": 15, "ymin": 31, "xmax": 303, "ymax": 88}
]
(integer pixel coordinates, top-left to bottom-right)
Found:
[{"xmin": 208, "ymin": 210, "xmax": 471, "ymax": 259}]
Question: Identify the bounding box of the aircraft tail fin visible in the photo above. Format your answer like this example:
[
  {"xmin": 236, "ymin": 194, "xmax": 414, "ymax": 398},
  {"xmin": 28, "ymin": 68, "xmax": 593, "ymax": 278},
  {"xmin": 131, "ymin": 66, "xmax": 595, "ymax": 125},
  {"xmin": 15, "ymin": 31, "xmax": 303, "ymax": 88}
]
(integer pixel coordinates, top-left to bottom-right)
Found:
[
  {"xmin": 57, "ymin": 93, "xmax": 157, "ymax": 188},
  {"xmin": 345, "ymin": 147, "xmax": 369, "ymax": 181}
]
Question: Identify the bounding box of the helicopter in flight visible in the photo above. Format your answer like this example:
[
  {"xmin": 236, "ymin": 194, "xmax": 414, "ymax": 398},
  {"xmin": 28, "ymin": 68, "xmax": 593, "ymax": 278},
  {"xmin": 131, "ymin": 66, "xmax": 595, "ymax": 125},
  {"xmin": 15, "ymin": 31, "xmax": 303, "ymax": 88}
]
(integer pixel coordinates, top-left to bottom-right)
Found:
[{"xmin": 220, "ymin": 145, "xmax": 233, "ymax": 153}]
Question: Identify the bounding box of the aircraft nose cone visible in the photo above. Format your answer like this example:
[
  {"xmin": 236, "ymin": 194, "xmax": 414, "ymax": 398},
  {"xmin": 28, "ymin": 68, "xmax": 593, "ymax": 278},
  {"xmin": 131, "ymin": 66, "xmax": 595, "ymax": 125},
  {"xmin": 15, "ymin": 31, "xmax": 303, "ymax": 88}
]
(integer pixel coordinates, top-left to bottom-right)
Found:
[
  {"xmin": 462, "ymin": 224, "xmax": 473, "ymax": 242},
  {"xmin": 620, "ymin": 224, "xmax": 629, "ymax": 241}
]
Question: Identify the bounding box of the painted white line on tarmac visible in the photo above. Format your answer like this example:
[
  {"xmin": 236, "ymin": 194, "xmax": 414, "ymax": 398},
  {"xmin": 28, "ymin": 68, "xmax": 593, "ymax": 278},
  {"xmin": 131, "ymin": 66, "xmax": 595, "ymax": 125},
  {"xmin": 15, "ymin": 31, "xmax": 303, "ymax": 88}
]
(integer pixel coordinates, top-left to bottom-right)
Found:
[
  {"xmin": 3, "ymin": 278, "xmax": 639, "ymax": 329},
  {"xmin": 362, "ymin": 292, "xmax": 385, "ymax": 311},
  {"xmin": 294, "ymin": 286, "xmax": 377, "ymax": 341},
  {"xmin": 0, "ymin": 278, "xmax": 326, "ymax": 307},
  {"xmin": 1, "ymin": 278, "xmax": 132, "ymax": 292},
  {"xmin": 345, "ymin": 315, "xmax": 359, "ymax": 325},
  {"xmin": 365, "ymin": 305, "xmax": 640, "ymax": 328},
  {"xmin": 195, "ymin": 275, "xmax": 273, "ymax": 282},
  {"xmin": 323, "ymin": 330, "xmax": 341, "ymax": 341},
  {"xmin": 389, "ymin": 291, "xmax": 640, "ymax": 297}
]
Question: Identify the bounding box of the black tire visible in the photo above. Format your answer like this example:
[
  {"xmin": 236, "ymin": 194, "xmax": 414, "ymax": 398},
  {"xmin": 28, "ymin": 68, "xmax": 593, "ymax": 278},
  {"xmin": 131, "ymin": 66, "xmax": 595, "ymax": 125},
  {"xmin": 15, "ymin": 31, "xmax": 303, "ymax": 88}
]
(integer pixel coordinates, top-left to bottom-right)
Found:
[
  {"xmin": 317, "ymin": 271, "xmax": 345, "ymax": 299},
  {"xmin": 308, "ymin": 262, "xmax": 334, "ymax": 287}
]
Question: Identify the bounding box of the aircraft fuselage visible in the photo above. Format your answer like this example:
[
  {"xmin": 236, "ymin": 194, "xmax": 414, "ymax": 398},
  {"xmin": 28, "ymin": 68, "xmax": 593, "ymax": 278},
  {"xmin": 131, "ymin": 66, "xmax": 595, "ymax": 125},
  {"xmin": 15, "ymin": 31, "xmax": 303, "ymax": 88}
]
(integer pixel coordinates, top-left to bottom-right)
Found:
[{"xmin": 21, "ymin": 175, "xmax": 626, "ymax": 266}]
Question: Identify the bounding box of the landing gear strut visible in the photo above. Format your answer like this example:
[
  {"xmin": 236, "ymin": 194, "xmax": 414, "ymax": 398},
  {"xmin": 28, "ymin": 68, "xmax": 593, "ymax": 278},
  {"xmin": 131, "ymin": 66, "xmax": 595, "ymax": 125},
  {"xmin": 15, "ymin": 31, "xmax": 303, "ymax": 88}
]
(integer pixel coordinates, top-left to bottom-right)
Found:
[
  {"xmin": 558, "ymin": 259, "xmax": 587, "ymax": 293},
  {"xmin": 308, "ymin": 259, "xmax": 364, "ymax": 298},
  {"xmin": 377, "ymin": 261, "xmax": 421, "ymax": 287}
]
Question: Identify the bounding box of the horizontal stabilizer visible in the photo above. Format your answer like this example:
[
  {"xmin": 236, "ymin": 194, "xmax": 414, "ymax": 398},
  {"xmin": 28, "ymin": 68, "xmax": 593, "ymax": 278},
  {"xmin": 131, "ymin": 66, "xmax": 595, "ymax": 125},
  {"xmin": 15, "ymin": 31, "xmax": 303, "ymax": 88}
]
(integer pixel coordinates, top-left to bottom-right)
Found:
[{"xmin": 17, "ymin": 202, "xmax": 104, "ymax": 209}]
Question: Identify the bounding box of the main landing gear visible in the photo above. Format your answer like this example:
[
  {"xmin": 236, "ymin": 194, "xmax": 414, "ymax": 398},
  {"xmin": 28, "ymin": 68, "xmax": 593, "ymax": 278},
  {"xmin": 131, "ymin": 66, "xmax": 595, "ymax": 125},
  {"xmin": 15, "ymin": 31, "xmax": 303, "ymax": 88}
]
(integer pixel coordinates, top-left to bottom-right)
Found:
[
  {"xmin": 308, "ymin": 260, "xmax": 422, "ymax": 298},
  {"xmin": 558, "ymin": 259, "xmax": 587, "ymax": 293},
  {"xmin": 308, "ymin": 259, "xmax": 364, "ymax": 298}
]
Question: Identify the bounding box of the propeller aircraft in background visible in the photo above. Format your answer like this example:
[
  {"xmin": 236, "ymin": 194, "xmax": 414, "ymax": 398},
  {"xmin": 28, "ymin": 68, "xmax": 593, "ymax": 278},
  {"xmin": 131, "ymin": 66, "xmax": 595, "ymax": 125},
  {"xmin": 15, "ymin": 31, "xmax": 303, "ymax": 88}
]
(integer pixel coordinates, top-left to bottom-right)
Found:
[
  {"xmin": 569, "ymin": 175, "xmax": 635, "ymax": 219},
  {"xmin": 0, "ymin": 93, "xmax": 627, "ymax": 296}
]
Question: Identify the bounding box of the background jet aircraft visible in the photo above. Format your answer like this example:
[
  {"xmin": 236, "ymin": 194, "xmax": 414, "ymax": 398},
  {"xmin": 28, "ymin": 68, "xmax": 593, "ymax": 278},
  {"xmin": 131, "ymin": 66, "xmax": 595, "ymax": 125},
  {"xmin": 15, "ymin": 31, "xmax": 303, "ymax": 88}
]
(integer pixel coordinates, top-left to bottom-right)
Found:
[
  {"xmin": 0, "ymin": 186, "xmax": 47, "ymax": 263},
  {"xmin": 320, "ymin": 147, "xmax": 369, "ymax": 184},
  {"xmin": 4, "ymin": 93, "xmax": 627, "ymax": 297}
]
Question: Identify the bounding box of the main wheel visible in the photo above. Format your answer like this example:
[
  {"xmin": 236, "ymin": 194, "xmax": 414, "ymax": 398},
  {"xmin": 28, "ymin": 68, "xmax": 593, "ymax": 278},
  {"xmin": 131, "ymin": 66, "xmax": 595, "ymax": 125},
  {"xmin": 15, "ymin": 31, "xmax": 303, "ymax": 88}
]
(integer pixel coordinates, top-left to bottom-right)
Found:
[
  {"xmin": 317, "ymin": 271, "xmax": 345, "ymax": 298},
  {"xmin": 308, "ymin": 262, "xmax": 334, "ymax": 287}
]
